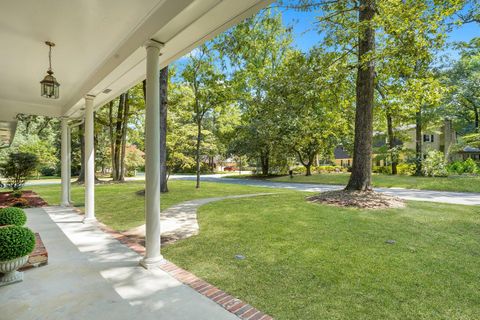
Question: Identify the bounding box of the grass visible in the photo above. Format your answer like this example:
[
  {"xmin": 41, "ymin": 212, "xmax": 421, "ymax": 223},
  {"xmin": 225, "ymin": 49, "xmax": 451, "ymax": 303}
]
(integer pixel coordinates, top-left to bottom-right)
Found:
[
  {"xmin": 245, "ymin": 173, "xmax": 480, "ymax": 193},
  {"xmin": 163, "ymin": 193, "xmax": 480, "ymax": 319},
  {"xmin": 29, "ymin": 180, "xmax": 278, "ymax": 230}
]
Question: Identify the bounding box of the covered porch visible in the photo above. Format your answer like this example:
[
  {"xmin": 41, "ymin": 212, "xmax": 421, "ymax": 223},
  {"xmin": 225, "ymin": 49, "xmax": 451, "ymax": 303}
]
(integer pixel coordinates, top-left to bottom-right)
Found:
[{"xmin": 0, "ymin": 0, "xmax": 271, "ymax": 268}]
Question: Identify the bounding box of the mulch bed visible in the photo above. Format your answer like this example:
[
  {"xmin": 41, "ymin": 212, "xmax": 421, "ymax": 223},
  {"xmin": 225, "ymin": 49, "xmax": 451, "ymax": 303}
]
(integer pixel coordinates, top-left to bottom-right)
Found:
[
  {"xmin": 307, "ymin": 190, "xmax": 405, "ymax": 209},
  {"xmin": 0, "ymin": 190, "xmax": 48, "ymax": 208}
]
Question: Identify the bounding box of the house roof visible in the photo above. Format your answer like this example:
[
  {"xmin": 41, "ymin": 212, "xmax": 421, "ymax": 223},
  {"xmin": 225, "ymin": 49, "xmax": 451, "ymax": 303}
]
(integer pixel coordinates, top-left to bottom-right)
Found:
[
  {"xmin": 460, "ymin": 146, "xmax": 480, "ymax": 153},
  {"xmin": 334, "ymin": 146, "xmax": 351, "ymax": 159}
]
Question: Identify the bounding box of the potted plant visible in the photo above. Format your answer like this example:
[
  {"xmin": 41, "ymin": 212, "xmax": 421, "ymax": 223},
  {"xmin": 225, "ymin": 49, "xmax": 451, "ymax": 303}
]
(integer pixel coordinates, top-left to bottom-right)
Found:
[
  {"xmin": 0, "ymin": 225, "xmax": 35, "ymax": 286},
  {"xmin": 0, "ymin": 207, "xmax": 27, "ymax": 226}
]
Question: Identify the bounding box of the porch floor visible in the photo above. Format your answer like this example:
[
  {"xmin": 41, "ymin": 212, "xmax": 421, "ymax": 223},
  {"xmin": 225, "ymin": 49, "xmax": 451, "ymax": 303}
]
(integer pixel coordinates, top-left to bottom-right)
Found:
[{"xmin": 0, "ymin": 206, "xmax": 239, "ymax": 320}]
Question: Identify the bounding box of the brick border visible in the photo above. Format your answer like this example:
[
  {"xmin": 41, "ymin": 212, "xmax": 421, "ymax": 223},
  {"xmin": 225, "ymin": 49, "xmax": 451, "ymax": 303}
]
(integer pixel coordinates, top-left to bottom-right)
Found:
[
  {"xmin": 78, "ymin": 210, "xmax": 273, "ymax": 320},
  {"xmin": 19, "ymin": 232, "xmax": 48, "ymax": 271}
]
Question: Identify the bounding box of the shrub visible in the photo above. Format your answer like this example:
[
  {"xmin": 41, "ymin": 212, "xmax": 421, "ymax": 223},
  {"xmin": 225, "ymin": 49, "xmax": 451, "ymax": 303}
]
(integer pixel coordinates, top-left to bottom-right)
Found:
[
  {"xmin": 40, "ymin": 166, "xmax": 56, "ymax": 177},
  {"xmin": 292, "ymin": 166, "xmax": 306, "ymax": 175},
  {"xmin": 422, "ymin": 150, "xmax": 448, "ymax": 177},
  {"xmin": 0, "ymin": 225, "xmax": 35, "ymax": 261},
  {"xmin": 11, "ymin": 190, "xmax": 22, "ymax": 198},
  {"xmin": 447, "ymin": 161, "xmax": 465, "ymax": 175},
  {"xmin": 315, "ymin": 165, "xmax": 346, "ymax": 173},
  {"xmin": 397, "ymin": 163, "xmax": 416, "ymax": 176},
  {"xmin": 0, "ymin": 152, "xmax": 39, "ymax": 190},
  {"xmin": 462, "ymin": 158, "xmax": 478, "ymax": 174},
  {"xmin": 0, "ymin": 207, "xmax": 27, "ymax": 226},
  {"xmin": 11, "ymin": 198, "xmax": 29, "ymax": 208},
  {"xmin": 372, "ymin": 166, "xmax": 392, "ymax": 175}
]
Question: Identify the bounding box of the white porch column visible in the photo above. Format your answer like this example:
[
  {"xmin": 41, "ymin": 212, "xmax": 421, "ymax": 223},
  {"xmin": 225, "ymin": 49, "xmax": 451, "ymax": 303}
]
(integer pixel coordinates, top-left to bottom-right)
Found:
[
  {"xmin": 84, "ymin": 95, "xmax": 96, "ymax": 222},
  {"xmin": 60, "ymin": 118, "xmax": 70, "ymax": 206},
  {"xmin": 140, "ymin": 40, "xmax": 164, "ymax": 269},
  {"xmin": 67, "ymin": 125, "xmax": 72, "ymax": 203}
]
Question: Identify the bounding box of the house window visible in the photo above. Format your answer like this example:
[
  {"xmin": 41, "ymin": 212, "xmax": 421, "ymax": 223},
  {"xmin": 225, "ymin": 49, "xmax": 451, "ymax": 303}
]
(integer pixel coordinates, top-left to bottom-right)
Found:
[{"xmin": 423, "ymin": 134, "xmax": 434, "ymax": 143}]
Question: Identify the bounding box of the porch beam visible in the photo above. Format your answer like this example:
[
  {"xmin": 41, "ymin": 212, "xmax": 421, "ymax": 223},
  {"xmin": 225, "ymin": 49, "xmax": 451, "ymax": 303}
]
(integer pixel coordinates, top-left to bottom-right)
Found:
[
  {"xmin": 140, "ymin": 40, "xmax": 164, "ymax": 269},
  {"xmin": 84, "ymin": 95, "xmax": 96, "ymax": 222}
]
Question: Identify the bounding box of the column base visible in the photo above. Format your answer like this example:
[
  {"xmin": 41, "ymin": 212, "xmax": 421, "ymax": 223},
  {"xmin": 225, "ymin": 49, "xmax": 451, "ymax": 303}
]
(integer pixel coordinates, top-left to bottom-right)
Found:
[
  {"xmin": 82, "ymin": 216, "xmax": 97, "ymax": 224},
  {"xmin": 139, "ymin": 255, "xmax": 165, "ymax": 269},
  {"xmin": 61, "ymin": 202, "xmax": 72, "ymax": 208}
]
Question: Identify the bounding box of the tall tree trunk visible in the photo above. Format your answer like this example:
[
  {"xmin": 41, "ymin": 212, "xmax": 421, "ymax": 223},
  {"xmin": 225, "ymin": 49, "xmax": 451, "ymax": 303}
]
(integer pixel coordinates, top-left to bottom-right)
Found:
[
  {"xmin": 112, "ymin": 94, "xmax": 126, "ymax": 181},
  {"xmin": 119, "ymin": 91, "xmax": 129, "ymax": 182},
  {"xmin": 108, "ymin": 102, "xmax": 115, "ymax": 179},
  {"xmin": 305, "ymin": 164, "xmax": 312, "ymax": 176},
  {"xmin": 160, "ymin": 66, "xmax": 169, "ymax": 193},
  {"xmin": 260, "ymin": 150, "xmax": 269, "ymax": 175},
  {"xmin": 415, "ymin": 108, "xmax": 423, "ymax": 176},
  {"xmin": 77, "ymin": 123, "xmax": 85, "ymax": 183},
  {"xmin": 195, "ymin": 121, "xmax": 202, "ymax": 189},
  {"xmin": 346, "ymin": 0, "xmax": 376, "ymax": 191},
  {"xmin": 386, "ymin": 112, "xmax": 397, "ymax": 175}
]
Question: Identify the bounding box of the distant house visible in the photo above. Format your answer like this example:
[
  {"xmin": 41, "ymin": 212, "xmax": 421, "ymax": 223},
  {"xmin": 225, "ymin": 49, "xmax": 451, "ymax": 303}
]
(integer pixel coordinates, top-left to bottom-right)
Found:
[
  {"xmin": 334, "ymin": 119, "xmax": 462, "ymax": 167},
  {"xmin": 455, "ymin": 146, "xmax": 480, "ymax": 161},
  {"xmin": 333, "ymin": 146, "xmax": 352, "ymax": 167}
]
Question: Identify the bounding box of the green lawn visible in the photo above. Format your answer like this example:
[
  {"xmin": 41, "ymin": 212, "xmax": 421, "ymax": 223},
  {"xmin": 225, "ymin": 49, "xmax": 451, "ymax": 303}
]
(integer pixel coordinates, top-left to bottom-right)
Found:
[
  {"xmin": 163, "ymin": 193, "xmax": 480, "ymax": 319},
  {"xmin": 29, "ymin": 180, "xmax": 278, "ymax": 230},
  {"xmin": 262, "ymin": 173, "xmax": 480, "ymax": 193}
]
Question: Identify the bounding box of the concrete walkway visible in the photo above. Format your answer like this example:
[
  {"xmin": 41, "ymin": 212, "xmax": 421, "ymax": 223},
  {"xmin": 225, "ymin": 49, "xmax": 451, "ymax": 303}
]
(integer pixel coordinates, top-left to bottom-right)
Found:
[
  {"xmin": 0, "ymin": 207, "xmax": 239, "ymax": 320},
  {"xmin": 170, "ymin": 175, "xmax": 480, "ymax": 206},
  {"xmin": 124, "ymin": 193, "xmax": 273, "ymax": 242}
]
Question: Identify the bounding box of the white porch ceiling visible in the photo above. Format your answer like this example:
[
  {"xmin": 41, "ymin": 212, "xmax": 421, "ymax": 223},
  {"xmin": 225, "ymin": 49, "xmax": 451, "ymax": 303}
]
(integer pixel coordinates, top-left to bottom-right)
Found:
[{"xmin": 0, "ymin": 0, "xmax": 272, "ymax": 121}]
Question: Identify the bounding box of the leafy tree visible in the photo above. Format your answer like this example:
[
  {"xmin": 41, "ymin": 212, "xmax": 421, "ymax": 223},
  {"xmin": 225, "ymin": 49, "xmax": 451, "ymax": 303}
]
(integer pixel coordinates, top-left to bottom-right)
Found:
[
  {"xmin": 276, "ymin": 48, "xmax": 353, "ymax": 175},
  {"xmin": 217, "ymin": 9, "xmax": 292, "ymax": 175},
  {"xmin": 444, "ymin": 39, "xmax": 480, "ymax": 133},
  {"xmin": 181, "ymin": 44, "xmax": 228, "ymax": 188},
  {"xmin": 0, "ymin": 152, "xmax": 38, "ymax": 190}
]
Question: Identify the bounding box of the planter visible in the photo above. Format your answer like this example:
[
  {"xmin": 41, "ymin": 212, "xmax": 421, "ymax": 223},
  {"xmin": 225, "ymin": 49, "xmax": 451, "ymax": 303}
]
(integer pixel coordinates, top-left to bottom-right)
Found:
[{"xmin": 0, "ymin": 255, "xmax": 29, "ymax": 286}]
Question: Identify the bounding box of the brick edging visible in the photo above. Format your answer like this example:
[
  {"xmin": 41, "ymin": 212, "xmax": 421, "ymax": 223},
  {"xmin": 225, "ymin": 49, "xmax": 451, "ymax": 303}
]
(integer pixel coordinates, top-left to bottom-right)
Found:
[{"xmin": 86, "ymin": 212, "xmax": 273, "ymax": 320}]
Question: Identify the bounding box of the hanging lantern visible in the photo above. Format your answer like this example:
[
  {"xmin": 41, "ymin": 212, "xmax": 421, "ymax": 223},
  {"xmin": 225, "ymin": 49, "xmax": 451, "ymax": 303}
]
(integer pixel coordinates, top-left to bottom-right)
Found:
[{"xmin": 40, "ymin": 41, "xmax": 60, "ymax": 99}]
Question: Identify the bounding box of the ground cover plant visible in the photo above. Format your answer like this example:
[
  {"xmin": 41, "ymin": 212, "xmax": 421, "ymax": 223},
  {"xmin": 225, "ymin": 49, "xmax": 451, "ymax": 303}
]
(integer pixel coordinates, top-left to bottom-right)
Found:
[{"xmin": 162, "ymin": 192, "xmax": 480, "ymax": 320}]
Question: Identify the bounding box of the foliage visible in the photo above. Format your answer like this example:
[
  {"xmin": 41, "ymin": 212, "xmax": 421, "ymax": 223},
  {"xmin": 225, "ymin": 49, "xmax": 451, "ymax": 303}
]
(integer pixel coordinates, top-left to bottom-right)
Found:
[
  {"xmin": 124, "ymin": 145, "xmax": 144, "ymax": 176},
  {"xmin": 397, "ymin": 163, "xmax": 416, "ymax": 176},
  {"xmin": 372, "ymin": 166, "xmax": 392, "ymax": 175},
  {"xmin": 315, "ymin": 166, "xmax": 347, "ymax": 173},
  {"xmin": 217, "ymin": 10, "xmax": 293, "ymax": 175},
  {"xmin": 441, "ymin": 37, "xmax": 480, "ymax": 134},
  {"xmin": 447, "ymin": 158, "xmax": 478, "ymax": 174},
  {"xmin": 18, "ymin": 137, "xmax": 57, "ymax": 177},
  {"xmin": 275, "ymin": 47, "xmax": 353, "ymax": 175},
  {"xmin": 181, "ymin": 44, "xmax": 229, "ymax": 187},
  {"xmin": 421, "ymin": 150, "xmax": 449, "ymax": 177},
  {"xmin": 0, "ymin": 207, "xmax": 26, "ymax": 226},
  {"xmin": 0, "ymin": 225, "xmax": 35, "ymax": 261},
  {"xmin": 11, "ymin": 190, "xmax": 22, "ymax": 198},
  {"xmin": 0, "ymin": 152, "xmax": 39, "ymax": 190}
]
